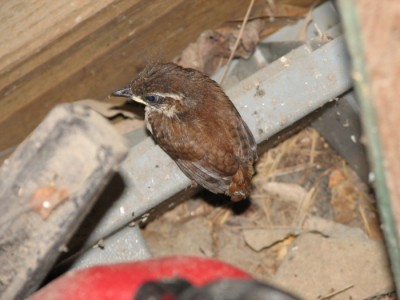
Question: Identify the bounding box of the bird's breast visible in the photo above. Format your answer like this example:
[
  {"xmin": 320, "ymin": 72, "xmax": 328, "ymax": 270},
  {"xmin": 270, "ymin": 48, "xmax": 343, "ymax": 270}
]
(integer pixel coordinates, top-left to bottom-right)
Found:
[
  {"xmin": 145, "ymin": 108, "xmax": 176, "ymax": 142},
  {"xmin": 144, "ymin": 106, "xmax": 154, "ymax": 134}
]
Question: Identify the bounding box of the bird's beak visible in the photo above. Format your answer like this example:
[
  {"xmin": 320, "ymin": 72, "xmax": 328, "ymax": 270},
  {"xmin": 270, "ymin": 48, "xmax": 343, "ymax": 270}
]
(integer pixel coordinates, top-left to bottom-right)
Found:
[{"xmin": 111, "ymin": 87, "xmax": 148, "ymax": 106}]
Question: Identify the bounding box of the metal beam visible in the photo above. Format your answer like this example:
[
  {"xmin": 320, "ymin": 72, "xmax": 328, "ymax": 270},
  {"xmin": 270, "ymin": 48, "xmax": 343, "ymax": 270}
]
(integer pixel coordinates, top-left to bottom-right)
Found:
[{"xmin": 69, "ymin": 34, "xmax": 352, "ymax": 268}]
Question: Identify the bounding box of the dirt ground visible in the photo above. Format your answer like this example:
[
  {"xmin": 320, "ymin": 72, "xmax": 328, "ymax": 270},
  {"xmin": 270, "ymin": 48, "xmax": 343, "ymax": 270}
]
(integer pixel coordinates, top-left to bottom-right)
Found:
[{"xmin": 141, "ymin": 127, "xmax": 395, "ymax": 299}]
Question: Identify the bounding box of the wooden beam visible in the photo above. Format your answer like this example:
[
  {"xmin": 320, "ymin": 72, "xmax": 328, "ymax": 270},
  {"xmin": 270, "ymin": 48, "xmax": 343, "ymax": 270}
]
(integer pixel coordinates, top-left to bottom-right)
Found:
[
  {"xmin": 339, "ymin": 0, "xmax": 400, "ymax": 292},
  {"xmin": 0, "ymin": 0, "xmax": 266, "ymax": 152}
]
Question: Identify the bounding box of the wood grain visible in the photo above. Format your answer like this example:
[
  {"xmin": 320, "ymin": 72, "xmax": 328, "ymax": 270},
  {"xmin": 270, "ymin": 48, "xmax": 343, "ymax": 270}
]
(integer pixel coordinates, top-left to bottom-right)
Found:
[
  {"xmin": 356, "ymin": 0, "xmax": 400, "ymax": 236},
  {"xmin": 0, "ymin": 0, "xmax": 317, "ymax": 153},
  {"xmin": 0, "ymin": 0, "xmax": 269, "ymax": 151}
]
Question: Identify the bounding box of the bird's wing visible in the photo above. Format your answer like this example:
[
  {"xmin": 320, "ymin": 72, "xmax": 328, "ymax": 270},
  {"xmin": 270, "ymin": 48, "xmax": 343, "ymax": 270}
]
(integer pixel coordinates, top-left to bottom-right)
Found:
[
  {"xmin": 237, "ymin": 118, "xmax": 258, "ymax": 162},
  {"xmin": 224, "ymin": 104, "xmax": 258, "ymax": 164},
  {"xmin": 150, "ymin": 116, "xmax": 229, "ymax": 193},
  {"xmin": 175, "ymin": 159, "xmax": 230, "ymax": 194},
  {"xmin": 171, "ymin": 117, "xmax": 253, "ymax": 194},
  {"xmin": 151, "ymin": 106, "xmax": 256, "ymax": 194}
]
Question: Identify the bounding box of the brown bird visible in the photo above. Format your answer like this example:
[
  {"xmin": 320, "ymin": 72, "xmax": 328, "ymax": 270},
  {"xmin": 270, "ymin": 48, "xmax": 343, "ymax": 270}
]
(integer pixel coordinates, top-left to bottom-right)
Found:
[{"xmin": 112, "ymin": 63, "xmax": 257, "ymax": 201}]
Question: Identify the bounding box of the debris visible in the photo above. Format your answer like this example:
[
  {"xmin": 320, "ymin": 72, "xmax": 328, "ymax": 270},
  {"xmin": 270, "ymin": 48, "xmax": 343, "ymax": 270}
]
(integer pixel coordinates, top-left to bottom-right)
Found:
[
  {"xmin": 243, "ymin": 228, "xmax": 296, "ymax": 251},
  {"xmin": 273, "ymin": 225, "xmax": 394, "ymax": 299},
  {"xmin": 174, "ymin": 19, "xmax": 265, "ymax": 77},
  {"xmin": 174, "ymin": 30, "xmax": 230, "ymax": 76},
  {"xmin": 142, "ymin": 128, "xmax": 390, "ymax": 298},
  {"xmin": 262, "ymin": 182, "xmax": 307, "ymax": 204},
  {"xmin": 218, "ymin": 19, "xmax": 265, "ymax": 60}
]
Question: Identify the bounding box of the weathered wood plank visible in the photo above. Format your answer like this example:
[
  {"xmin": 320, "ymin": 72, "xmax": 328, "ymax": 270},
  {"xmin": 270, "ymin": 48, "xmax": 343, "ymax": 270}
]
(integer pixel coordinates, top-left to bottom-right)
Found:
[
  {"xmin": 357, "ymin": 0, "xmax": 400, "ymax": 236},
  {"xmin": 0, "ymin": 0, "xmax": 266, "ymax": 152},
  {"xmin": 0, "ymin": 103, "xmax": 127, "ymax": 299},
  {"xmin": 340, "ymin": 0, "xmax": 400, "ymax": 292},
  {"xmin": 0, "ymin": 0, "xmax": 115, "ymax": 72}
]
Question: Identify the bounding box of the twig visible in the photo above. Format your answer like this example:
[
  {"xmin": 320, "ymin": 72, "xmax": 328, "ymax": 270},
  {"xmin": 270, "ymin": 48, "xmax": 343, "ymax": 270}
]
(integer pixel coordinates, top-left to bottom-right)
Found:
[
  {"xmin": 219, "ymin": 0, "xmax": 255, "ymax": 85},
  {"xmin": 318, "ymin": 284, "xmax": 354, "ymax": 300},
  {"xmin": 264, "ymin": 0, "xmax": 275, "ymax": 21},
  {"xmin": 298, "ymin": 0, "xmax": 322, "ymax": 42},
  {"xmin": 309, "ymin": 128, "xmax": 318, "ymax": 166}
]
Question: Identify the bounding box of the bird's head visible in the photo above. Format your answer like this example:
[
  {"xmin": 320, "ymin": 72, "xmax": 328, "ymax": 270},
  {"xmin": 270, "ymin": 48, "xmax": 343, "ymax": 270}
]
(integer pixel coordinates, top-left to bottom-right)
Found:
[{"xmin": 112, "ymin": 63, "xmax": 219, "ymax": 117}]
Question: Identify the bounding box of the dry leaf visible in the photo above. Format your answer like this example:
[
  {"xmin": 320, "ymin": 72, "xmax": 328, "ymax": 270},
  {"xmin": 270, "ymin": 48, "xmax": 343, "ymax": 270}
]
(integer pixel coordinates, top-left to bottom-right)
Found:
[
  {"xmin": 174, "ymin": 30, "xmax": 230, "ymax": 76},
  {"xmin": 217, "ymin": 19, "xmax": 265, "ymax": 59},
  {"xmin": 328, "ymin": 168, "xmax": 347, "ymax": 188},
  {"xmin": 175, "ymin": 19, "xmax": 265, "ymax": 76},
  {"xmin": 329, "ymin": 168, "xmax": 357, "ymax": 224}
]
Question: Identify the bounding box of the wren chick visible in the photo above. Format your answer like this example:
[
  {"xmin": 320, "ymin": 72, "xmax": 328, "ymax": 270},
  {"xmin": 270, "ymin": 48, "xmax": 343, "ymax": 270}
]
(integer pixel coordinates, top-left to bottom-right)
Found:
[{"xmin": 112, "ymin": 63, "xmax": 257, "ymax": 201}]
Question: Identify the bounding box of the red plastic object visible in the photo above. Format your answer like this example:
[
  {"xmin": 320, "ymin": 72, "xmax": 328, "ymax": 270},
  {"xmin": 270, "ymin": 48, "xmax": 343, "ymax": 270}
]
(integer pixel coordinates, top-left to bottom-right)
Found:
[{"xmin": 29, "ymin": 256, "xmax": 251, "ymax": 300}]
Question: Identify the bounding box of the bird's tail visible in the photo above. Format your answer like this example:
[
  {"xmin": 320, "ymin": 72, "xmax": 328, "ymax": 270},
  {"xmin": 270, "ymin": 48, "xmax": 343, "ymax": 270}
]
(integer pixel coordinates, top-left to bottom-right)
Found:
[{"xmin": 227, "ymin": 163, "xmax": 254, "ymax": 201}]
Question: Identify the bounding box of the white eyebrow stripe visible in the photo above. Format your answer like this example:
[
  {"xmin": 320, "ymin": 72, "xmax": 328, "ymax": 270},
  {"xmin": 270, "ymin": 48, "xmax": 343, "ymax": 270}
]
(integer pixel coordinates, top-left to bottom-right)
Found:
[{"xmin": 153, "ymin": 92, "xmax": 183, "ymax": 101}]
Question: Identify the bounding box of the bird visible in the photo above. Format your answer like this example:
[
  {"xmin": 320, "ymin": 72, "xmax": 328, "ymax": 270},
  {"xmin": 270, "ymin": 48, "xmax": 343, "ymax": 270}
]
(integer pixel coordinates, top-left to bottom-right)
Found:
[{"xmin": 112, "ymin": 63, "xmax": 257, "ymax": 201}]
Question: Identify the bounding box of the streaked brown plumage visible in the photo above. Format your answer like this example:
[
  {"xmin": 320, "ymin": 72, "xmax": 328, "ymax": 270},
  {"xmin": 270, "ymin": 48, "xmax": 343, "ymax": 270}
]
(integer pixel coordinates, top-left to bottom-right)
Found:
[{"xmin": 112, "ymin": 63, "xmax": 257, "ymax": 201}]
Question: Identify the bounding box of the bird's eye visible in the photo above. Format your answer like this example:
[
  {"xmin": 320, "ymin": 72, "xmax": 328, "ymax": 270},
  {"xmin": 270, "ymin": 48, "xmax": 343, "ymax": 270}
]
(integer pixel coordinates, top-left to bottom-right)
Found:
[
  {"xmin": 145, "ymin": 95, "xmax": 164, "ymax": 103},
  {"xmin": 145, "ymin": 95, "xmax": 156, "ymax": 102}
]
